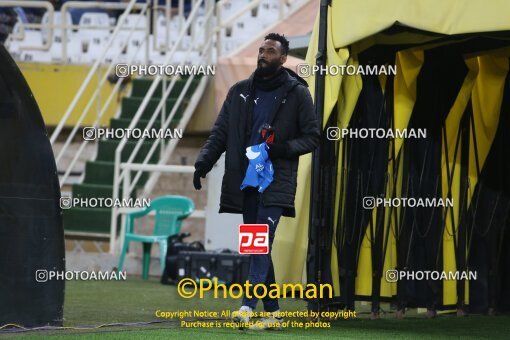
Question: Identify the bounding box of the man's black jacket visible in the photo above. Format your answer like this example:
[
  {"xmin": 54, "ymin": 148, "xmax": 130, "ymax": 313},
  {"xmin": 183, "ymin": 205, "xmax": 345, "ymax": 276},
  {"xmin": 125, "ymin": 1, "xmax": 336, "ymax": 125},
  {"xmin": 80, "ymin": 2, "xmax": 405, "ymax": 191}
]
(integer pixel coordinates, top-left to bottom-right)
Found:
[{"xmin": 195, "ymin": 68, "xmax": 320, "ymax": 217}]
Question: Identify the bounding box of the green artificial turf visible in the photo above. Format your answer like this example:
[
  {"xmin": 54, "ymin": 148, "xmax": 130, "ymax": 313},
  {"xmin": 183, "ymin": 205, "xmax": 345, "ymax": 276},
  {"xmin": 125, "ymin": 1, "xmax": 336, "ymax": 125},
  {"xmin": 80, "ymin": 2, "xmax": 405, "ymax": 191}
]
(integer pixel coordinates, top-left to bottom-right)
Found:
[{"xmin": 2, "ymin": 277, "xmax": 510, "ymax": 339}]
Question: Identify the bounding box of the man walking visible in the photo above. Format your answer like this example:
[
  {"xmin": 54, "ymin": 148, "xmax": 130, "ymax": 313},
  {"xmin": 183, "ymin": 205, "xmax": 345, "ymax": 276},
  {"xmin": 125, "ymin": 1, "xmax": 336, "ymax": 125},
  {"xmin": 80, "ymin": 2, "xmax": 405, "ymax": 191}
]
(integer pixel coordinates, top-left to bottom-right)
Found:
[{"xmin": 193, "ymin": 33, "xmax": 320, "ymax": 330}]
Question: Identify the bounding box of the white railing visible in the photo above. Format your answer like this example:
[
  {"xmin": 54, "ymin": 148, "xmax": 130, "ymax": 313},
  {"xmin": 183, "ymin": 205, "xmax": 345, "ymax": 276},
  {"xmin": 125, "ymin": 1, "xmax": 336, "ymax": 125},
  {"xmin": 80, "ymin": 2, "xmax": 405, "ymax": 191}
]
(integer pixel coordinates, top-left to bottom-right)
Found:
[
  {"xmin": 2, "ymin": 1, "xmax": 54, "ymax": 51},
  {"xmin": 51, "ymin": 0, "xmax": 152, "ymax": 188},
  {"xmin": 110, "ymin": 0, "xmax": 214, "ymax": 252},
  {"xmin": 109, "ymin": 0, "xmax": 309, "ymax": 252},
  {"xmin": 6, "ymin": 0, "xmax": 308, "ymax": 62},
  {"xmin": 215, "ymin": 0, "xmax": 307, "ymax": 57},
  {"xmin": 5, "ymin": 0, "xmax": 309, "ymax": 250},
  {"xmin": 60, "ymin": 1, "xmax": 149, "ymax": 63},
  {"xmin": 108, "ymin": 0, "xmax": 307, "ymax": 252},
  {"xmin": 48, "ymin": 0, "xmax": 201, "ymax": 185},
  {"xmin": 152, "ymin": 0, "xmax": 193, "ymax": 52},
  {"xmin": 4, "ymin": 1, "xmax": 151, "ymax": 62},
  {"xmin": 50, "ymin": 0, "xmax": 206, "ymax": 187}
]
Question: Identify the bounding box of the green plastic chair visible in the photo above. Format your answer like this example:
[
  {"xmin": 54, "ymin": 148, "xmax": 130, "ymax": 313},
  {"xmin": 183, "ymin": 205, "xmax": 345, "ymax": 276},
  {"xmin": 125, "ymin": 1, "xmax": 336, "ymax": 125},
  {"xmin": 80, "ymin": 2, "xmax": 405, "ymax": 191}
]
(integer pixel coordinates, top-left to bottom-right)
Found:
[{"xmin": 117, "ymin": 195, "xmax": 194, "ymax": 280}]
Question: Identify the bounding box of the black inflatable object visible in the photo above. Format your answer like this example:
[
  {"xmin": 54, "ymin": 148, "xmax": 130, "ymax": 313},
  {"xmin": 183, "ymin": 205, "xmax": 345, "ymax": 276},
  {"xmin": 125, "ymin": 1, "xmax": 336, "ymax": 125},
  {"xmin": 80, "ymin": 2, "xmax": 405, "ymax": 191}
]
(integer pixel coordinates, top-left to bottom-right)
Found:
[{"xmin": 0, "ymin": 44, "xmax": 65, "ymax": 326}]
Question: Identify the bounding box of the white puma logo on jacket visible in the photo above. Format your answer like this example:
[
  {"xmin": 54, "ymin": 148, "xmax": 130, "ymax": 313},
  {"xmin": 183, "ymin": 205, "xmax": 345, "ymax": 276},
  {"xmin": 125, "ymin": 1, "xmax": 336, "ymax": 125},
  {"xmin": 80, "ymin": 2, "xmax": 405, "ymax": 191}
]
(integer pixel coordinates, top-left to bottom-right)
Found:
[{"xmin": 240, "ymin": 93, "xmax": 250, "ymax": 102}]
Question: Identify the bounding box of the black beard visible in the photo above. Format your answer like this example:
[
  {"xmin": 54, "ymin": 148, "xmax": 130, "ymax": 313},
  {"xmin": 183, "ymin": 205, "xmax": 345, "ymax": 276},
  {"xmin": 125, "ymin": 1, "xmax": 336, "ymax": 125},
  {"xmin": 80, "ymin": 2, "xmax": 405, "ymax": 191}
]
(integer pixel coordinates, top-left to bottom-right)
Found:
[{"xmin": 255, "ymin": 60, "xmax": 281, "ymax": 77}]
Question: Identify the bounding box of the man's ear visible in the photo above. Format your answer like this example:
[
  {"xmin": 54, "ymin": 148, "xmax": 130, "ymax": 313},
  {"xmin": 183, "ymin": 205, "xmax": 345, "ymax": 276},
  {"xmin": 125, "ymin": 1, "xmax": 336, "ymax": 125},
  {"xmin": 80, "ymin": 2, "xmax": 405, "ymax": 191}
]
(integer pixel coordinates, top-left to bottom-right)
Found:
[{"xmin": 281, "ymin": 54, "xmax": 287, "ymax": 65}]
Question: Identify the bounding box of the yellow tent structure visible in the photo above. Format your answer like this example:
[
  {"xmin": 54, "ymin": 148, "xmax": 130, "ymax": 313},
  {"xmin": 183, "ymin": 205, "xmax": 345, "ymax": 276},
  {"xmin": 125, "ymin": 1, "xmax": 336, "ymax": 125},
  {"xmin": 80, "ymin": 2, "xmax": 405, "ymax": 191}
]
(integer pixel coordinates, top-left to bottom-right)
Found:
[{"xmin": 274, "ymin": 0, "xmax": 510, "ymax": 315}]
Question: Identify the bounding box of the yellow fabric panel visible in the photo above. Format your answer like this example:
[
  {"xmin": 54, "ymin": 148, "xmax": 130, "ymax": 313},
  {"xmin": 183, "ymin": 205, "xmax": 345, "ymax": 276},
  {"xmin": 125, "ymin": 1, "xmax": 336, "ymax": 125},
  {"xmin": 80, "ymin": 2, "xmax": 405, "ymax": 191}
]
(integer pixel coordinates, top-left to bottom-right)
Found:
[
  {"xmin": 442, "ymin": 58, "xmax": 478, "ymax": 169},
  {"xmin": 462, "ymin": 52, "xmax": 509, "ymax": 304},
  {"xmin": 441, "ymin": 57, "xmax": 478, "ymax": 306},
  {"xmin": 393, "ymin": 142, "xmax": 404, "ymax": 291},
  {"xmin": 337, "ymin": 53, "xmax": 363, "ymax": 129},
  {"xmin": 355, "ymin": 206, "xmax": 395, "ymax": 297},
  {"xmin": 300, "ymin": 1, "xmax": 510, "ymax": 304},
  {"xmin": 329, "ymin": 53, "xmax": 364, "ymax": 296},
  {"xmin": 287, "ymin": 10, "xmax": 350, "ymax": 289},
  {"xmin": 469, "ymin": 53, "xmax": 509, "ymax": 196},
  {"xmin": 353, "ymin": 32, "xmax": 440, "ymax": 54},
  {"xmin": 380, "ymin": 177, "xmax": 397, "ymax": 298},
  {"xmin": 273, "ymin": 14, "xmax": 318, "ymax": 287},
  {"xmin": 330, "ymin": 0, "xmax": 510, "ymax": 48},
  {"xmin": 305, "ymin": 10, "xmax": 349, "ymax": 128},
  {"xmin": 355, "ymin": 219, "xmax": 373, "ymax": 296},
  {"xmin": 355, "ymin": 148, "xmax": 398, "ymax": 298},
  {"xmin": 323, "ymin": 47, "xmax": 350, "ymax": 129},
  {"xmin": 336, "ymin": 52, "xmax": 362, "ymax": 129},
  {"xmin": 330, "ymin": 140, "xmax": 343, "ymax": 296},
  {"xmin": 393, "ymin": 50, "xmax": 424, "ymax": 156},
  {"xmin": 273, "ymin": 154, "xmax": 314, "ymax": 285},
  {"xmin": 330, "ymin": 227, "xmax": 340, "ymax": 295},
  {"xmin": 442, "ymin": 150, "xmax": 463, "ymax": 306},
  {"xmin": 441, "ymin": 50, "xmax": 509, "ymax": 306},
  {"xmin": 378, "ymin": 73, "xmax": 387, "ymax": 94},
  {"xmin": 383, "ymin": 49, "xmax": 424, "ymax": 298},
  {"xmin": 303, "ymin": 12, "xmax": 358, "ymax": 291},
  {"xmin": 352, "ymin": 50, "xmax": 424, "ymax": 298}
]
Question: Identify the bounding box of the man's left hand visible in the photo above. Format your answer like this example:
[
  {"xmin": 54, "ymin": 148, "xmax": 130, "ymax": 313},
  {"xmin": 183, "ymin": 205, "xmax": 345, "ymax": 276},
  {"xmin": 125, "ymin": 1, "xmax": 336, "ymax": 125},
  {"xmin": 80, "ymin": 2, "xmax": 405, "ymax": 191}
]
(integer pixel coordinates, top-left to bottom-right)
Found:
[{"xmin": 267, "ymin": 143, "xmax": 287, "ymax": 160}]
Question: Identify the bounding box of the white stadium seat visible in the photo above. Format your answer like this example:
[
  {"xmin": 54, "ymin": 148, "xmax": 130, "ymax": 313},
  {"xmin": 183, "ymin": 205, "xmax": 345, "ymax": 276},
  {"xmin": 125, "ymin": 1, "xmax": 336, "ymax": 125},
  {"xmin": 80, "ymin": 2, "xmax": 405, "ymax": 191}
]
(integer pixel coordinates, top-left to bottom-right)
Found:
[
  {"xmin": 41, "ymin": 11, "xmax": 73, "ymax": 45},
  {"xmin": 5, "ymin": 0, "xmax": 307, "ymax": 64},
  {"xmin": 8, "ymin": 20, "xmax": 44, "ymax": 50},
  {"xmin": 256, "ymin": 0, "xmax": 280, "ymax": 26},
  {"xmin": 78, "ymin": 12, "xmax": 111, "ymax": 58},
  {"xmin": 112, "ymin": 14, "xmax": 147, "ymax": 59}
]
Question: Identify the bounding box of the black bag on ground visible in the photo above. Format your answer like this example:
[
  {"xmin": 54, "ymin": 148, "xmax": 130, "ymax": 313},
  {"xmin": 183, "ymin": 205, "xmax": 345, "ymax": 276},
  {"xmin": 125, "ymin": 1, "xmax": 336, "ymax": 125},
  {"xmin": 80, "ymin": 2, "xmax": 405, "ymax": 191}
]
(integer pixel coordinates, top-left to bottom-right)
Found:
[
  {"xmin": 161, "ymin": 233, "xmax": 205, "ymax": 285},
  {"xmin": 176, "ymin": 250, "xmax": 250, "ymax": 286}
]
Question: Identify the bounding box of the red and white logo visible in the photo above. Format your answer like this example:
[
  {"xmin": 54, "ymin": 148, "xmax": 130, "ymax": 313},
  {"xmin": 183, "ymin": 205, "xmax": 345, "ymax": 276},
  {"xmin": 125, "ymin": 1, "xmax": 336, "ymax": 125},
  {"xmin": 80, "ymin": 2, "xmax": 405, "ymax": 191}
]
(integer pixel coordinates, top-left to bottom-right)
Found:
[{"xmin": 239, "ymin": 224, "xmax": 269, "ymax": 254}]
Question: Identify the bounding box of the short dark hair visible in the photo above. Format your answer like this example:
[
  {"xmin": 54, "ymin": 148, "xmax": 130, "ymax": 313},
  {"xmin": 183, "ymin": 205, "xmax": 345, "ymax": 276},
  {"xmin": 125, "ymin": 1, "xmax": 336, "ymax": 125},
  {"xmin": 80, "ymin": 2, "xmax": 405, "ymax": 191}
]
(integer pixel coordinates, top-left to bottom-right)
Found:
[{"xmin": 264, "ymin": 33, "xmax": 289, "ymax": 55}]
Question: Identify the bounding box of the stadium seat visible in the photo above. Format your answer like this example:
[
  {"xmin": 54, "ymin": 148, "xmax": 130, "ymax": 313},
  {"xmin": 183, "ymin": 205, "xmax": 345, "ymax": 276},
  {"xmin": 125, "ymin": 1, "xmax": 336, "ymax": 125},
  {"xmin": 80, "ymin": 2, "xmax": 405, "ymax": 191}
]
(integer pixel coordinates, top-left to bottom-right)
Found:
[
  {"xmin": 218, "ymin": 0, "xmax": 251, "ymax": 20},
  {"xmin": 119, "ymin": 13, "xmax": 147, "ymax": 45},
  {"xmin": 62, "ymin": 36, "xmax": 84, "ymax": 63},
  {"xmin": 5, "ymin": 0, "xmax": 299, "ymax": 63},
  {"xmin": 191, "ymin": 15, "xmax": 206, "ymax": 47},
  {"xmin": 256, "ymin": 0, "xmax": 280, "ymax": 26},
  {"xmin": 41, "ymin": 11, "xmax": 73, "ymax": 45},
  {"xmin": 8, "ymin": 21, "xmax": 43, "ymax": 50},
  {"xmin": 117, "ymin": 195, "xmax": 194, "ymax": 280},
  {"xmin": 154, "ymin": 15, "xmax": 184, "ymax": 50},
  {"xmin": 215, "ymin": 0, "xmax": 250, "ymax": 54},
  {"xmin": 232, "ymin": 16, "xmax": 260, "ymax": 41},
  {"xmin": 20, "ymin": 50, "xmax": 52, "ymax": 63},
  {"xmin": 78, "ymin": 12, "xmax": 111, "ymax": 62}
]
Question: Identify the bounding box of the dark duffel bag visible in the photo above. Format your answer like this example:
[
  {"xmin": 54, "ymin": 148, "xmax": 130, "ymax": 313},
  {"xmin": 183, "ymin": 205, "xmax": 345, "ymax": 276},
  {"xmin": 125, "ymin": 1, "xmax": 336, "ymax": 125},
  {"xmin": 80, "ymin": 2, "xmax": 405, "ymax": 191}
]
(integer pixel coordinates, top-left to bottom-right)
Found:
[
  {"xmin": 161, "ymin": 233, "xmax": 205, "ymax": 285},
  {"xmin": 176, "ymin": 250, "xmax": 250, "ymax": 286}
]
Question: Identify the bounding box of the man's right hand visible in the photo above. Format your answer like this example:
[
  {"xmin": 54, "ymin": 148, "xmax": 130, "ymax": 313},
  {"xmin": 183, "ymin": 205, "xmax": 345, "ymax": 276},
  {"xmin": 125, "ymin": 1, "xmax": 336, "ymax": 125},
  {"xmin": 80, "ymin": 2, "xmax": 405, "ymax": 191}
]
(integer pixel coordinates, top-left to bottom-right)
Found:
[{"xmin": 193, "ymin": 164, "xmax": 207, "ymax": 190}]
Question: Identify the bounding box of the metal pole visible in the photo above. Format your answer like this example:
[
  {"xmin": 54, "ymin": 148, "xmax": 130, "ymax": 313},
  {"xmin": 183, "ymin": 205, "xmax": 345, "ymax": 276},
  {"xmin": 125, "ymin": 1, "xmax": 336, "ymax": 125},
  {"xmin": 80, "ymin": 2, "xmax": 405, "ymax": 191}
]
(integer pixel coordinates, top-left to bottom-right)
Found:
[{"xmin": 307, "ymin": 0, "xmax": 329, "ymax": 313}]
